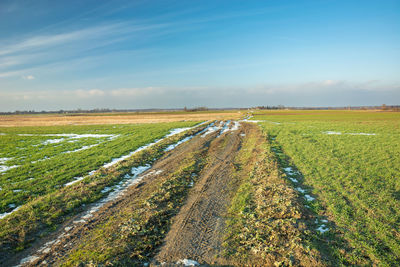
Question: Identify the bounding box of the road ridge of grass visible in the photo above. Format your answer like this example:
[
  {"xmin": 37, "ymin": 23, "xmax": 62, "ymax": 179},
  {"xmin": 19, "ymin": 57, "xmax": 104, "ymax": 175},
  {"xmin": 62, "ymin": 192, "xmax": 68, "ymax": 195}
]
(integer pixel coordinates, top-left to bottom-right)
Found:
[{"xmin": 223, "ymin": 123, "xmax": 327, "ymax": 266}]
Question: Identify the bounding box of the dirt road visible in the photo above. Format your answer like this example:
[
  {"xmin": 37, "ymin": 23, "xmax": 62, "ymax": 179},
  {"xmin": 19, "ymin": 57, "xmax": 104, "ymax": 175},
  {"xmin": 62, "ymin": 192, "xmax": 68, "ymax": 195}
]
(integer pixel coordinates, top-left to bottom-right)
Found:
[
  {"xmin": 153, "ymin": 122, "xmax": 243, "ymax": 265},
  {"xmin": 12, "ymin": 121, "xmax": 247, "ymax": 266}
]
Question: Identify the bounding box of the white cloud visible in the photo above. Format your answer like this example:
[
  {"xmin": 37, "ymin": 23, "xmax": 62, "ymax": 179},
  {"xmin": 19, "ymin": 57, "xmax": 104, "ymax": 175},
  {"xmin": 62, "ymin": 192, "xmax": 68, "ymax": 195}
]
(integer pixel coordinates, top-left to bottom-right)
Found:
[
  {"xmin": 22, "ymin": 75, "xmax": 35, "ymax": 80},
  {"xmin": 110, "ymin": 87, "xmax": 162, "ymax": 97},
  {"xmin": 74, "ymin": 89, "xmax": 105, "ymax": 98}
]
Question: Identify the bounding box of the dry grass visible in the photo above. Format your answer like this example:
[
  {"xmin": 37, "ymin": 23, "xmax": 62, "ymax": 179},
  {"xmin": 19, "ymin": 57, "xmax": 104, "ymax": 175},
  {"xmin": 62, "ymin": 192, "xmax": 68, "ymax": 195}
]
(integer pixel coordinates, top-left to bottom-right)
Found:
[{"xmin": 0, "ymin": 111, "xmax": 242, "ymax": 127}]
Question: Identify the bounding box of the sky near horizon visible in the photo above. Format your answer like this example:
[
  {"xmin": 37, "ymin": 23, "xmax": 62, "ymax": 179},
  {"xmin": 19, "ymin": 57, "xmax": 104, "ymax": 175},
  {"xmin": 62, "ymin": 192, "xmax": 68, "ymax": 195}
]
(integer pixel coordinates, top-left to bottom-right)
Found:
[{"xmin": 0, "ymin": 0, "xmax": 399, "ymax": 111}]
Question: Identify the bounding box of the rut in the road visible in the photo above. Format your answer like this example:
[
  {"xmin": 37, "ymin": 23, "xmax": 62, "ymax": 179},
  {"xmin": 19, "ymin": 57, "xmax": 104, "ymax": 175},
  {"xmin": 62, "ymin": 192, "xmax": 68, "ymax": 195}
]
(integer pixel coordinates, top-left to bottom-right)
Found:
[{"xmin": 153, "ymin": 123, "xmax": 245, "ymax": 265}]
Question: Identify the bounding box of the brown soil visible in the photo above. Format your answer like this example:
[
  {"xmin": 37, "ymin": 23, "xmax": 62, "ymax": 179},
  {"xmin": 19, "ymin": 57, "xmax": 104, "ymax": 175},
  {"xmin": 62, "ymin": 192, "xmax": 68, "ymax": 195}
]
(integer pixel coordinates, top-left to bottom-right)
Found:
[
  {"xmin": 152, "ymin": 123, "xmax": 245, "ymax": 266},
  {"xmin": 0, "ymin": 112, "xmax": 241, "ymax": 127}
]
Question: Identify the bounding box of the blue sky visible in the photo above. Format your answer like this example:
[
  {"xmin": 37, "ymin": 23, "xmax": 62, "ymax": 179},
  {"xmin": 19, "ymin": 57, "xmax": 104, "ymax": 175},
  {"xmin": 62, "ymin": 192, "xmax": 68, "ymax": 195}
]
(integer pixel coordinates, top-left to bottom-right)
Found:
[{"xmin": 0, "ymin": 0, "xmax": 399, "ymax": 111}]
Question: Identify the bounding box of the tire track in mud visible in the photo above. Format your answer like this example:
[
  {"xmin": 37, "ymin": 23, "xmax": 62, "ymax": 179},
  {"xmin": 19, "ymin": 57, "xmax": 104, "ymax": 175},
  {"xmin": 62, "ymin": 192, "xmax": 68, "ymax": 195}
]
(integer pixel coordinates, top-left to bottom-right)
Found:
[
  {"xmin": 13, "ymin": 121, "xmax": 241, "ymax": 266},
  {"xmin": 153, "ymin": 123, "xmax": 246, "ymax": 266}
]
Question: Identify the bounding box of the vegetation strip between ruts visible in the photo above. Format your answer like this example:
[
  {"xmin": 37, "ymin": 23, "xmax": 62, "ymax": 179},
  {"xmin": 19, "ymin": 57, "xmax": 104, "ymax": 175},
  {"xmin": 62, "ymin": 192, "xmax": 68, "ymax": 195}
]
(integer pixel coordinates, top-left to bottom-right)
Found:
[{"xmin": 0, "ymin": 123, "xmax": 208, "ymax": 260}]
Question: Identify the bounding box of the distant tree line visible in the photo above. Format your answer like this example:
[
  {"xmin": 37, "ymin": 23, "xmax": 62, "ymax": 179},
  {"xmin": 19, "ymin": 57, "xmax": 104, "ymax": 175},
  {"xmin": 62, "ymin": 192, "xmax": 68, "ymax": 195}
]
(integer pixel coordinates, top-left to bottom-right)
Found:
[
  {"xmin": 183, "ymin": 106, "xmax": 209, "ymax": 112},
  {"xmin": 1, "ymin": 105, "xmax": 399, "ymax": 115},
  {"xmin": 252, "ymin": 105, "xmax": 286, "ymax": 110}
]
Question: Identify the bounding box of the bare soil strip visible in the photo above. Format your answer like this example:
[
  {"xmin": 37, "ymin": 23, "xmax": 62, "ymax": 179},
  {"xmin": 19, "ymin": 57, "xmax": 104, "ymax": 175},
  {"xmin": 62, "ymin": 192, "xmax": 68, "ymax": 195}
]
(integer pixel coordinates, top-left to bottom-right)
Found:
[{"xmin": 153, "ymin": 122, "xmax": 244, "ymax": 265}]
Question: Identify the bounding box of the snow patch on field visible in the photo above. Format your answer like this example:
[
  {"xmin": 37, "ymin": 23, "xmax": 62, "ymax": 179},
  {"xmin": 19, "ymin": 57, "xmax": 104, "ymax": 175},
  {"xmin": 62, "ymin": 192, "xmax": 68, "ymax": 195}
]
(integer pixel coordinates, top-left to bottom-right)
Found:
[
  {"xmin": 19, "ymin": 133, "xmax": 118, "ymax": 139},
  {"xmin": 289, "ymin": 177, "xmax": 298, "ymax": 183},
  {"xmin": 164, "ymin": 136, "xmax": 193, "ymax": 152},
  {"xmin": 0, "ymin": 158, "xmax": 19, "ymax": 174},
  {"xmin": 176, "ymin": 259, "xmax": 200, "ymax": 266},
  {"xmin": 64, "ymin": 176, "xmax": 85, "ymax": 187},
  {"xmin": 284, "ymin": 167, "xmax": 299, "ymax": 176},
  {"xmin": 317, "ymin": 224, "xmax": 329, "ymax": 233},
  {"xmin": 42, "ymin": 138, "xmax": 65, "ymax": 145},
  {"xmin": 323, "ymin": 131, "xmax": 376, "ymax": 136},
  {"xmin": 296, "ymin": 187, "xmax": 306, "ymax": 193},
  {"xmin": 64, "ymin": 143, "xmax": 100, "ymax": 154},
  {"xmin": 201, "ymin": 122, "xmax": 218, "ymax": 137},
  {"xmin": 18, "ymin": 255, "xmax": 40, "ymax": 266},
  {"xmin": 0, "ymin": 157, "xmax": 11, "ymax": 164},
  {"xmin": 348, "ymin": 132, "xmax": 376, "ymax": 136},
  {"xmin": 0, "ymin": 164, "xmax": 18, "ymax": 173},
  {"xmin": 304, "ymin": 194, "xmax": 315, "ymax": 201},
  {"xmin": 324, "ymin": 131, "xmax": 342, "ymax": 135},
  {"xmin": 0, "ymin": 205, "xmax": 22, "ymax": 219},
  {"xmin": 231, "ymin": 121, "xmax": 241, "ymax": 131},
  {"xmin": 220, "ymin": 120, "xmax": 231, "ymax": 134}
]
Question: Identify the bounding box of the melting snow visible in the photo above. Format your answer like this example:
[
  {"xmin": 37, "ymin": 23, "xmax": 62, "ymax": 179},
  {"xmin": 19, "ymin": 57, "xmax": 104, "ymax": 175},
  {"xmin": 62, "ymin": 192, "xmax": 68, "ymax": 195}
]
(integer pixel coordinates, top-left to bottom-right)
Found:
[
  {"xmin": 289, "ymin": 177, "xmax": 298, "ymax": 183},
  {"xmin": 296, "ymin": 187, "xmax": 306, "ymax": 193},
  {"xmin": 18, "ymin": 255, "xmax": 40, "ymax": 266},
  {"xmin": 0, "ymin": 157, "xmax": 11, "ymax": 164},
  {"xmin": 42, "ymin": 138, "xmax": 65, "ymax": 145},
  {"xmin": 304, "ymin": 194, "xmax": 315, "ymax": 201},
  {"xmin": 348, "ymin": 132, "xmax": 376, "ymax": 136},
  {"xmin": 284, "ymin": 167, "xmax": 297, "ymax": 175},
  {"xmin": 220, "ymin": 120, "xmax": 231, "ymax": 134},
  {"xmin": 324, "ymin": 131, "xmax": 376, "ymax": 136},
  {"xmin": 176, "ymin": 259, "xmax": 200, "ymax": 266},
  {"xmin": 324, "ymin": 131, "xmax": 342, "ymax": 135},
  {"xmin": 19, "ymin": 133, "xmax": 118, "ymax": 139},
  {"xmin": 0, "ymin": 165, "xmax": 18, "ymax": 173},
  {"xmin": 64, "ymin": 143, "xmax": 100, "ymax": 154},
  {"xmin": 231, "ymin": 121, "xmax": 241, "ymax": 131},
  {"xmin": 0, "ymin": 205, "xmax": 22, "ymax": 220},
  {"xmin": 164, "ymin": 136, "xmax": 193, "ymax": 152},
  {"xmin": 244, "ymin": 120, "xmax": 265, "ymax": 123},
  {"xmin": 64, "ymin": 176, "xmax": 85, "ymax": 187},
  {"xmin": 101, "ymin": 187, "xmax": 112, "ymax": 193},
  {"xmin": 317, "ymin": 224, "xmax": 329, "ymax": 233}
]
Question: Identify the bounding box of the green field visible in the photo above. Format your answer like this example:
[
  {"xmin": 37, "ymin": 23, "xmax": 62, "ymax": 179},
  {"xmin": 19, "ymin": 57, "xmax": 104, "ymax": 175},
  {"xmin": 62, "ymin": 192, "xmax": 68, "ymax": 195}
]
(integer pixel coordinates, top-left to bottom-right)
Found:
[
  {"xmin": 0, "ymin": 121, "xmax": 209, "ymax": 256},
  {"xmin": 253, "ymin": 110, "xmax": 400, "ymax": 265},
  {"xmin": 0, "ymin": 122, "xmax": 200, "ymax": 215}
]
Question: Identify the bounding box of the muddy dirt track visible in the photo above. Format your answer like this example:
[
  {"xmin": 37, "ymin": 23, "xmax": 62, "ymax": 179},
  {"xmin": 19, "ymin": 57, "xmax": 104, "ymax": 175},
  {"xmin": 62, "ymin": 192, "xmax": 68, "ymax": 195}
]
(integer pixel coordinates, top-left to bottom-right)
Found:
[
  {"xmin": 11, "ymin": 121, "xmax": 250, "ymax": 266},
  {"xmin": 153, "ymin": 122, "xmax": 243, "ymax": 265}
]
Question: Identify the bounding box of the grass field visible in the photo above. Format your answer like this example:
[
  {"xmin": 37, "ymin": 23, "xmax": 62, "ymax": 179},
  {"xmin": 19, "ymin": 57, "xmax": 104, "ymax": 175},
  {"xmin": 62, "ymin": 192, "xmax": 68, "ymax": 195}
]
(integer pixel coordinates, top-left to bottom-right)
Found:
[
  {"xmin": 0, "ymin": 121, "xmax": 211, "ymax": 256},
  {"xmin": 1, "ymin": 110, "xmax": 399, "ymax": 266},
  {"xmin": 0, "ymin": 122, "xmax": 200, "ymax": 215},
  {"xmin": 253, "ymin": 110, "xmax": 400, "ymax": 265}
]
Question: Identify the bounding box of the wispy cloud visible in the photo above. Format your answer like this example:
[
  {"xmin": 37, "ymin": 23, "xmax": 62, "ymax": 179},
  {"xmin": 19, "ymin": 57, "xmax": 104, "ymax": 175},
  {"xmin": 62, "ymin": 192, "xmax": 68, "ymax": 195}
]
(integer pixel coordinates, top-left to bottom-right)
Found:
[
  {"xmin": 22, "ymin": 75, "xmax": 35, "ymax": 80},
  {"xmin": 0, "ymin": 21, "xmax": 169, "ymax": 79}
]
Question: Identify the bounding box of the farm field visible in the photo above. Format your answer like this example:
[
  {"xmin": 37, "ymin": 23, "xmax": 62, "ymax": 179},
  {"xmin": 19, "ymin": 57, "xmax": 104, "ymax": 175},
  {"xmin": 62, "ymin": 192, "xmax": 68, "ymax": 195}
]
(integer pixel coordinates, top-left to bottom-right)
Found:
[
  {"xmin": 253, "ymin": 110, "xmax": 400, "ymax": 266},
  {"xmin": 0, "ymin": 110, "xmax": 241, "ymax": 127},
  {"xmin": 0, "ymin": 110, "xmax": 399, "ymax": 266}
]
